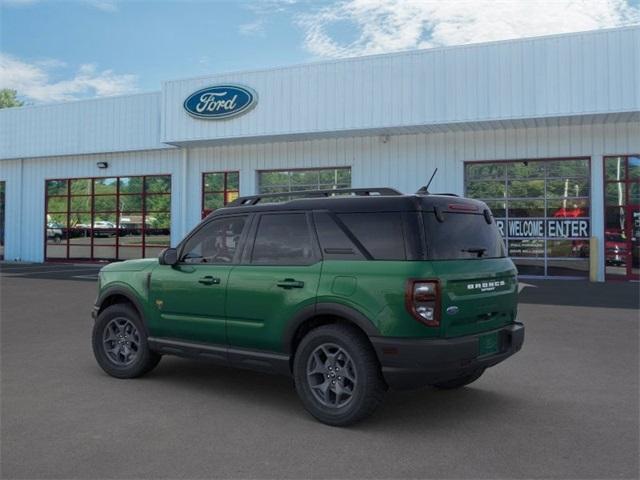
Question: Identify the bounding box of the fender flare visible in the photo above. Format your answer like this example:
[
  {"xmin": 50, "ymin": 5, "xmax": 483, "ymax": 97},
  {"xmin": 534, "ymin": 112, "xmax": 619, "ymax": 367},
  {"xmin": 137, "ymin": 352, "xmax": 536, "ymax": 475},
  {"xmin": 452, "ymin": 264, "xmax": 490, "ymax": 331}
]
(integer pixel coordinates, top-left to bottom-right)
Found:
[
  {"xmin": 282, "ymin": 302, "xmax": 380, "ymax": 354},
  {"xmin": 95, "ymin": 285, "xmax": 150, "ymax": 335}
]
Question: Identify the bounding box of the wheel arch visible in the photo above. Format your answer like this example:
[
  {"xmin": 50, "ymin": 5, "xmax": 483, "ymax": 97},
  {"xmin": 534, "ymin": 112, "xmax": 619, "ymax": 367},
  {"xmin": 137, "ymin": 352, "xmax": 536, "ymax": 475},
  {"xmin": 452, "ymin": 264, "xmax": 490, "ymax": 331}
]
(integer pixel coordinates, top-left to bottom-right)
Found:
[
  {"xmin": 95, "ymin": 286, "xmax": 149, "ymax": 335},
  {"xmin": 284, "ymin": 303, "xmax": 380, "ymax": 358}
]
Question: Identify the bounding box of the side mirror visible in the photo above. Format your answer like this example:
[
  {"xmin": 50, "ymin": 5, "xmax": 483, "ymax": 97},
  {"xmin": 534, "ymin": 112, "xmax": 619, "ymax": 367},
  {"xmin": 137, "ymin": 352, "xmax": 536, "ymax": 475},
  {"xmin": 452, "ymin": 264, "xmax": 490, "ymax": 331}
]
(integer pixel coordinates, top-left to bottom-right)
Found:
[{"xmin": 159, "ymin": 247, "xmax": 178, "ymax": 266}]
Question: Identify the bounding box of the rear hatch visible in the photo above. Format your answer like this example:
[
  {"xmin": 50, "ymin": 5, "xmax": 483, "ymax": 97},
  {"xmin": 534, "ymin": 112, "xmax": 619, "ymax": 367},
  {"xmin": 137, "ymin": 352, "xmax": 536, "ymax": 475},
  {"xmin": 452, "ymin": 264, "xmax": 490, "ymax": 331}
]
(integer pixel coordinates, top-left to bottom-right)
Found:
[{"xmin": 422, "ymin": 207, "xmax": 518, "ymax": 338}]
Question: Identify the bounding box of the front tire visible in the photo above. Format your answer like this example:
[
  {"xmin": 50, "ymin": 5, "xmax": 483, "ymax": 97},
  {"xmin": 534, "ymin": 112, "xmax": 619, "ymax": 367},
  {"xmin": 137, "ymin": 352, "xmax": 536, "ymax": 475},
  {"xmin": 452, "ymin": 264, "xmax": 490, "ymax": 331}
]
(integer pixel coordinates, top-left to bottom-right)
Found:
[
  {"xmin": 92, "ymin": 304, "xmax": 161, "ymax": 379},
  {"xmin": 293, "ymin": 324, "xmax": 386, "ymax": 426}
]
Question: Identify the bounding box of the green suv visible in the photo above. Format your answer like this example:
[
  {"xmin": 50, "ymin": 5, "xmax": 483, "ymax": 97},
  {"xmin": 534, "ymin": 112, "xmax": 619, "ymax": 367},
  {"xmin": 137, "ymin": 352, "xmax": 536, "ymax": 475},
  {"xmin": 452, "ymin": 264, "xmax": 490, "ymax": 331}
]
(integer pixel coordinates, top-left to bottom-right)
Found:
[{"xmin": 92, "ymin": 188, "xmax": 524, "ymax": 426}]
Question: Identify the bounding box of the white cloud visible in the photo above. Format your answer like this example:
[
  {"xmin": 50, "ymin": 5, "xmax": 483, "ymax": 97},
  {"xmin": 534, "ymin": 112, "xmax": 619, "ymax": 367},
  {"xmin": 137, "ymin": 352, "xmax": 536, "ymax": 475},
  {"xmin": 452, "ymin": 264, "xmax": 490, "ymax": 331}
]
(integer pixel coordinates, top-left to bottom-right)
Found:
[
  {"xmin": 0, "ymin": 53, "xmax": 138, "ymax": 103},
  {"xmin": 239, "ymin": 18, "xmax": 266, "ymax": 36},
  {"xmin": 297, "ymin": 0, "xmax": 640, "ymax": 58}
]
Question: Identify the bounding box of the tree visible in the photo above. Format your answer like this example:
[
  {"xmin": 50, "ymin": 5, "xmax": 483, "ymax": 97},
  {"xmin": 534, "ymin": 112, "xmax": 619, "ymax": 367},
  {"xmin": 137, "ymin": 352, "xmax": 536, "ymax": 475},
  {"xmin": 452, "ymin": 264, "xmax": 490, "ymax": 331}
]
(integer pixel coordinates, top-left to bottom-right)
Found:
[{"xmin": 0, "ymin": 89, "xmax": 24, "ymax": 109}]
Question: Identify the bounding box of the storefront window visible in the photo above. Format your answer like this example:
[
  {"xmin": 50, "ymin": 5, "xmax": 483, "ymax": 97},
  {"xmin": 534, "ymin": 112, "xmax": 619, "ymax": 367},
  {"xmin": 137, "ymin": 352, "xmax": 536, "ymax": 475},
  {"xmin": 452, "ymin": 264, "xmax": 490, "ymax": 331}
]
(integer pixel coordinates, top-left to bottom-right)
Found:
[
  {"xmin": 258, "ymin": 167, "xmax": 351, "ymax": 199},
  {"xmin": 465, "ymin": 158, "xmax": 591, "ymax": 277},
  {"xmin": 201, "ymin": 171, "xmax": 239, "ymax": 218},
  {"xmin": 45, "ymin": 175, "xmax": 171, "ymax": 261},
  {"xmin": 604, "ymin": 156, "xmax": 639, "ymax": 279}
]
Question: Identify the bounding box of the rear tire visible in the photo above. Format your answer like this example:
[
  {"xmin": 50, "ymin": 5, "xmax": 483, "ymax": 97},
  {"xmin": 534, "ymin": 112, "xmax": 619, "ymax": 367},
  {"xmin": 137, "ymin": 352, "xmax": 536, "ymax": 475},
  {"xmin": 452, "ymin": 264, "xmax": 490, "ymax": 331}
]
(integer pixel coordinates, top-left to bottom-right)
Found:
[
  {"xmin": 92, "ymin": 304, "xmax": 161, "ymax": 379},
  {"xmin": 293, "ymin": 324, "xmax": 386, "ymax": 427},
  {"xmin": 432, "ymin": 368, "xmax": 485, "ymax": 389}
]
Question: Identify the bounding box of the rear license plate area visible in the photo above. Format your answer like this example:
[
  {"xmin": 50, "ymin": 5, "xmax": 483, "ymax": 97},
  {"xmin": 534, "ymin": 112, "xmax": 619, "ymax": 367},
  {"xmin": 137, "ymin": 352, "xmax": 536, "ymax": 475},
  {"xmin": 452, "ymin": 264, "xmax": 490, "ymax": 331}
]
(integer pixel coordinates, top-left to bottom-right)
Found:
[{"xmin": 478, "ymin": 332, "xmax": 499, "ymax": 356}]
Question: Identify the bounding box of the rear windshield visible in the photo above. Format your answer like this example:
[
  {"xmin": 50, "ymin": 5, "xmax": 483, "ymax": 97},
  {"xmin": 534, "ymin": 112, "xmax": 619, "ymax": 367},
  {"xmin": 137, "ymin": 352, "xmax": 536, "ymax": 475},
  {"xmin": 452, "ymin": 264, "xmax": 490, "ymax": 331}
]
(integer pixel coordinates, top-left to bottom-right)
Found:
[{"xmin": 423, "ymin": 212, "xmax": 505, "ymax": 260}]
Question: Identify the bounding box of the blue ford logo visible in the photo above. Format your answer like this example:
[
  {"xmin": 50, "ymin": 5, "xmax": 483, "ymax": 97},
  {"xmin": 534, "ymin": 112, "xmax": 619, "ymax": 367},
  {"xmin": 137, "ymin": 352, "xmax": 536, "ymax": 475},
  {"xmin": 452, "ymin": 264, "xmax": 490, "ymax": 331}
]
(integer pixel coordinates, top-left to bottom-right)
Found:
[{"xmin": 183, "ymin": 84, "xmax": 257, "ymax": 120}]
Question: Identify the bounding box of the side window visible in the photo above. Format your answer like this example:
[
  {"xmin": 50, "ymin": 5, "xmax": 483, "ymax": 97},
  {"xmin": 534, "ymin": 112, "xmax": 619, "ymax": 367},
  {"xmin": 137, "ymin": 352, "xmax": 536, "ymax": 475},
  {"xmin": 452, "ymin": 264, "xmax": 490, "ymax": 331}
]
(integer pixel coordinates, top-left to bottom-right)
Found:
[
  {"xmin": 313, "ymin": 212, "xmax": 365, "ymax": 260},
  {"xmin": 181, "ymin": 216, "xmax": 247, "ymax": 264},
  {"xmin": 251, "ymin": 213, "xmax": 315, "ymax": 265},
  {"xmin": 337, "ymin": 212, "xmax": 406, "ymax": 260}
]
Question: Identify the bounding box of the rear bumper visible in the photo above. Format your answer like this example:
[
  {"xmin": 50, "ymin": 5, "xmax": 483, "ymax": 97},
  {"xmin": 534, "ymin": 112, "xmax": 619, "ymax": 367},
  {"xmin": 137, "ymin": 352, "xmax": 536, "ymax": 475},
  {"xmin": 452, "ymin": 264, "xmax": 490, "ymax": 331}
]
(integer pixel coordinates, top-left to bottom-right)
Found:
[{"xmin": 370, "ymin": 323, "xmax": 524, "ymax": 390}]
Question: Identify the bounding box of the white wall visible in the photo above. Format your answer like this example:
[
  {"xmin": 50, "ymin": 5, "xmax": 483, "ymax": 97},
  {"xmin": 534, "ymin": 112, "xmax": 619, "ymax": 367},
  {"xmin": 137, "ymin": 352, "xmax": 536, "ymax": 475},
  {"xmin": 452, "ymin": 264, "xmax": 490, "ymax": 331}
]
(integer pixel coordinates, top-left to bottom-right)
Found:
[
  {"xmin": 0, "ymin": 92, "xmax": 168, "ymax": 160},
  {"xmin": 1, "ymin": 120, "xmax": 638, "ymax": 281},
  {"xmin": 0, "ymin": 149, "xmax": 183, "ymax": 262},
  {"xmin": 162, "ymin": 27, "xmax": 640, "ymax": 145}
]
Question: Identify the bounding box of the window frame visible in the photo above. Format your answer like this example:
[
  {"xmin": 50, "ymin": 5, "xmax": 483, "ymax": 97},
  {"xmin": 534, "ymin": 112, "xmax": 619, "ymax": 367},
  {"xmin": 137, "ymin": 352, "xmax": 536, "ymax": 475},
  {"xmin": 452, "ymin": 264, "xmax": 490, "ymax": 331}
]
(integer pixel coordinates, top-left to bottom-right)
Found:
[
  {"xmin": 44, "ymin": 174, "xmax": 171, "ymax": 262},
  {"xmin": 243, "ymin": 211, "xmax": 321, "ymax": 266},
  {"xmin": 201, "ymin": 171, "xmax": 240, "ymax": 218},
  {"xmin": 256, "ymin": 167, "xmax": 351, "ymax": 195},
  {"xmin": 463, "ymin": 157, "xmax": 592, "ymax": 278}
]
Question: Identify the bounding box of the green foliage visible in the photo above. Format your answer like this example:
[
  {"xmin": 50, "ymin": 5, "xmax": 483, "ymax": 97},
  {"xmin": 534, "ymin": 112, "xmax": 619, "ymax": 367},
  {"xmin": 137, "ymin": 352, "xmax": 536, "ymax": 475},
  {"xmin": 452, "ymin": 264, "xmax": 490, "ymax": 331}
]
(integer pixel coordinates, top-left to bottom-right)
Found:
[{"xmin": 0, "ymin": 89, "xmax": 23, "ymax": 109}]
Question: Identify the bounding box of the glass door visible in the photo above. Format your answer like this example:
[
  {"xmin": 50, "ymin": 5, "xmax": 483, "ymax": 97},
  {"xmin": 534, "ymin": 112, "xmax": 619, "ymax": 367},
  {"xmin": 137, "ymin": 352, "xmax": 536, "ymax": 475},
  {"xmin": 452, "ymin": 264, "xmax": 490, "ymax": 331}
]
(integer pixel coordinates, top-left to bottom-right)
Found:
[{"xmin": 604, "ymin": 155, "xmax": 639, "ymax": 280}]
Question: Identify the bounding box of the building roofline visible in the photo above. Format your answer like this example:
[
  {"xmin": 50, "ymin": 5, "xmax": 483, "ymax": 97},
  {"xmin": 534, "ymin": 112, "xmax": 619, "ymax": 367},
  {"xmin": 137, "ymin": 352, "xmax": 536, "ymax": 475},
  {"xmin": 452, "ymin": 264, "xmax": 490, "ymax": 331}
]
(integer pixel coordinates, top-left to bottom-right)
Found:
[
  {"xmin": 161, "ymin": 25, "xmax": 640, "ymax": 85},
  {"xmin": 0, "ymin": 90, "xmax": 161, "ymax": 113},
  {"xmin": 2, "ymin": 25, "xmax": 637, "ymax": 114}
]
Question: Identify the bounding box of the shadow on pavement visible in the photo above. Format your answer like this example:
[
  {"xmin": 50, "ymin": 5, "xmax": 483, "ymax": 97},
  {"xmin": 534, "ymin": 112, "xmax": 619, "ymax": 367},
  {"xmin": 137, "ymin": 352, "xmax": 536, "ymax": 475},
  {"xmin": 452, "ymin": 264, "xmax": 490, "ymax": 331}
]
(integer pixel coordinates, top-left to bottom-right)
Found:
[
  {"xmin": 130, "ymin": 356, "xmax": 523, "ymax": 430},
  {"xmin": 518, "ymin": 280, "xmax": 639, "ymax": 309}
]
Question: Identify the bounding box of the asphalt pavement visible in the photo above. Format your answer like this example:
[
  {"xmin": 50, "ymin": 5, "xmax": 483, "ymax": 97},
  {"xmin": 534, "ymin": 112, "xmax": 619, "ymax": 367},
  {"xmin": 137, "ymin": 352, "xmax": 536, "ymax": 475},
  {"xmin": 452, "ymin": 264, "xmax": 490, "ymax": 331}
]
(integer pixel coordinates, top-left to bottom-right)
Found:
[{"xmin": 1, "ymin": 264, "xmax": 638, "ymax": 479}]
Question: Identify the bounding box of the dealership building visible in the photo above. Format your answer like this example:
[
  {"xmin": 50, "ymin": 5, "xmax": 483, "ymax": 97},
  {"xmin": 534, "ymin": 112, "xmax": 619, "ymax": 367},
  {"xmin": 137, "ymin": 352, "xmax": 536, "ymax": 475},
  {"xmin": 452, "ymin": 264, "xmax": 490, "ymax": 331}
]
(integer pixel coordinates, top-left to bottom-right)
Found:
[{"xmin": 0, "ymin": 26, "xmax": 638, "ymax": 281}]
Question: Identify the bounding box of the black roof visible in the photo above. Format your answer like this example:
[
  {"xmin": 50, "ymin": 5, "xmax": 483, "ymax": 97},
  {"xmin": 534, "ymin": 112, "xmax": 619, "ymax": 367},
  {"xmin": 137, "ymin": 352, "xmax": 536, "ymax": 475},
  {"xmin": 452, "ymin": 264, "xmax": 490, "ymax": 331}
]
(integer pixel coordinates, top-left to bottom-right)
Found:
[{"xmin": 210, "ymin": 189, "xmax": 489, "ymax": 216}]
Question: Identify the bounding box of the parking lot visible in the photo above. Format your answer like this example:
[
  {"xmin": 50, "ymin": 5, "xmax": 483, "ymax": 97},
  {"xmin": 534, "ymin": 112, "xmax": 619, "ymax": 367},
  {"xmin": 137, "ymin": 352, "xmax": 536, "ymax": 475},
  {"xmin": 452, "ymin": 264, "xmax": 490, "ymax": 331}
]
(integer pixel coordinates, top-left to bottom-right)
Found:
[{"xmin": 1, "ymin": 263, "xmax": 638, "ymax": 479}]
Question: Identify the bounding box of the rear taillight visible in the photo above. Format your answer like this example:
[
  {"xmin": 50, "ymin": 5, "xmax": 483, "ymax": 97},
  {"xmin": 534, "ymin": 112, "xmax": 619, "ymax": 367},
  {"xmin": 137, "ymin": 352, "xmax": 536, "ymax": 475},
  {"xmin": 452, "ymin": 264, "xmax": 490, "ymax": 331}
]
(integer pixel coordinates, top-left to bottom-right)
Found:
[{"xmin": 405, "ymin": 280, "xmax": 440, "ymax": 327}]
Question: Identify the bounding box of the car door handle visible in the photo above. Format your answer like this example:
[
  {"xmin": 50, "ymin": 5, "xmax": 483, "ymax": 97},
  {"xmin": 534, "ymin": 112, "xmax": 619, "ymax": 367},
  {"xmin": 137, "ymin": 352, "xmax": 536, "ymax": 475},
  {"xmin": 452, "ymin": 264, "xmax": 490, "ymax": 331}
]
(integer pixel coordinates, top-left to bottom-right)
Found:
[
  {"xmin": 276, "ymin": 278, "xmax": 305, "ymax": 289},
  {"xmin": 198, "ymin": 276, "xmax": 221, "ymax": 285}
]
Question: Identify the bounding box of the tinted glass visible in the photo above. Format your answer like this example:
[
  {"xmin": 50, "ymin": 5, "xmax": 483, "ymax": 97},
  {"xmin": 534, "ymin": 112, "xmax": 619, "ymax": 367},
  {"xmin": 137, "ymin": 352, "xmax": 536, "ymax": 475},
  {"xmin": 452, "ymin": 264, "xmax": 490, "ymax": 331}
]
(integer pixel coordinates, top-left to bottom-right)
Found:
[
  {"xmin": 629, "ymin": 156, "xmax": 640, "ymax": 180},
  {"xmin": 258, "ymin": 168, "xmax": 351, "ymax": 198},
  {"xmin": 423, "ymin": 212, "xmax": 505, "ymax": 260},
  {"xmin": 605, "ymin": 157, "xmax": 625, "ymax": 181},
  {"xmin": 252, "ymin": 214, "xmax": 315, "ymax": 265},
  {"xmin": 44, "ymin": 175, "xmax": 171, "ymax": 261},
  {"xmin": 338, "ymin": 213, "xmax": 405, "ymax": 260},
  {"xmin": 47, "ymin": 180, "xmax": 67, "ymax": 196},
  {"xmin": 182, "ymin": 216, "xmax": 247, "ymax": 264},
  {"xmin": 94, "ymin": 178, "xmax": 117, "ymax": 194},
  {"xmin": 204, "ymin": 173, "xmax": 225, "ymax": 191},
  {"xmin": 145, "ymin": 176, "xmax": 171, "ymax": 193},
  {"xmin": 465, "ymin": 158, "xmax": 591, "ymax": 277},
  {"xmin": 313, "ymin": 212, "xmax": 365, "ymax": 260}
]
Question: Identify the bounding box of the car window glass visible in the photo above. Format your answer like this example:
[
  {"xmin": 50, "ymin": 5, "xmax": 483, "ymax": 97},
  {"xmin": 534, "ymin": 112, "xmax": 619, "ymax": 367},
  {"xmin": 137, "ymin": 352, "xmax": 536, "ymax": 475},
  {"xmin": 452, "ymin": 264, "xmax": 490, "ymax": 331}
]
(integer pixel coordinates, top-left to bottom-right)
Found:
[
  {"xmin": 313, "ymin": 212, "xmax": 365, "ymax": 260},
  {"xmin": 252, "ymin": 214, "xmax": 314, "ymax": 265},
  {"xmin": 181, "ymin": 216, "xmax": 247, "ymax": 264},
  {"xmin": 337, "ymin": 212, "xmax": 406, "ymax": 260},
  {"xmin": 423, "ymin": 212, "xmax": 505, "ymax": 260}
]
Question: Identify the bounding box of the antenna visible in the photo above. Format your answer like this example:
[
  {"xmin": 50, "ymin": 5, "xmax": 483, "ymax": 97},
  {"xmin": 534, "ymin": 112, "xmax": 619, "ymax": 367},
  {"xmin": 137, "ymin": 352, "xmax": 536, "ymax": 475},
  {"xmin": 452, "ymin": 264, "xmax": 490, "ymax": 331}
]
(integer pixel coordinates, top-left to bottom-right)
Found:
[{"xmin": 416, "ymin": 168, "xmax": 438, "ymax": 195}]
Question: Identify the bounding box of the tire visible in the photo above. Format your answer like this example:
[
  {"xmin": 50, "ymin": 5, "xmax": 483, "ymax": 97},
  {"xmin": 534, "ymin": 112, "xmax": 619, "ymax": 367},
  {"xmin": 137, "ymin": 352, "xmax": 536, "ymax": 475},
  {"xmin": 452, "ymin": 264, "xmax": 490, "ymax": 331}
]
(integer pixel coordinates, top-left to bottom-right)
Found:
[
  {"xmin": 92, "ymin": 304, "xmax": 161, "ymax": 379},
  {"xmin": 432, "ymin": 368, "xmax": 485, "ymax": 390},
  {"xmin": 293, "ymin": 324, "xmax": 386, "ymax": 427}
]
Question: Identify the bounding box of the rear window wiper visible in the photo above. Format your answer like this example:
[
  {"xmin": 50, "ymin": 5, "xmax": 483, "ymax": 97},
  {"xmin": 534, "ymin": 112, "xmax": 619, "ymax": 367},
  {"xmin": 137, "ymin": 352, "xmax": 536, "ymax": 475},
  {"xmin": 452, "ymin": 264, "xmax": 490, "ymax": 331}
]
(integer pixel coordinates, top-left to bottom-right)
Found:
[{"xmin": 461, "ymin": 247, "xmax": 487, "ymax": 258}]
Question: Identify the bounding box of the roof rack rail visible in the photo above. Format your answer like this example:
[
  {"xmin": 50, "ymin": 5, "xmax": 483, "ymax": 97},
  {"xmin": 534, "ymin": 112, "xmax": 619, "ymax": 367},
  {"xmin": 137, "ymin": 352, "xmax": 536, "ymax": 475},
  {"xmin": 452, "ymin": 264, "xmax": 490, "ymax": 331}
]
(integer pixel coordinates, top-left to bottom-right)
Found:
[
  {"xmin": 431, "ymin": 193, "xmax": 459, "ymax": 197},
  {"xmin": 227, "ymin": 187, "xmax": 402, "ymax": 207}
]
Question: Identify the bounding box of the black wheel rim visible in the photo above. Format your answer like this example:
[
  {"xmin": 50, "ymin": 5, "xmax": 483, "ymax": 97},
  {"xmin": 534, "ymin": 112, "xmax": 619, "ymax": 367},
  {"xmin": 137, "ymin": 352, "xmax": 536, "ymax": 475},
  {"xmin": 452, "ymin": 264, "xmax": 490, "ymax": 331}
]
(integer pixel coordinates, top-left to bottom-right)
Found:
[
  {"xmin": 306, "ymin": 343, "xmax": 357, "ymax": 408},
  {"xmin": 103, "ymin": 317, "xmax": 140, "ymax": 366}
]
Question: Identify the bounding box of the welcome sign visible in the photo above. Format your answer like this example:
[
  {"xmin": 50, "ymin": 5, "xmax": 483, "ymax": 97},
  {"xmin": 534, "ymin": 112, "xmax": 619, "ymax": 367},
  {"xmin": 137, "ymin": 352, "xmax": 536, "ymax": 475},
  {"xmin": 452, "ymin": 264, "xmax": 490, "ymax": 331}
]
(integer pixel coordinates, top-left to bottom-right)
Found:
[
  {"xmin": 495, "ymin": 219, "xmax": 590, "ymax": 238},
  {"xmin": 184, "ymin": 84, "xmax": 257, "ymax": 119}
]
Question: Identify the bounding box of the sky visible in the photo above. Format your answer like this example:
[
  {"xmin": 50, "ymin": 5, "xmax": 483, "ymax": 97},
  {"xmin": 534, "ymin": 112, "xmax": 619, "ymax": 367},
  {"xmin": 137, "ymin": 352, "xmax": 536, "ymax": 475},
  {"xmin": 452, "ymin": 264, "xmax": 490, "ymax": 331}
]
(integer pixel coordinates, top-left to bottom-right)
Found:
[{"xmin": 1, "ymin": 0, "xmax": 639, "ymax": 104}]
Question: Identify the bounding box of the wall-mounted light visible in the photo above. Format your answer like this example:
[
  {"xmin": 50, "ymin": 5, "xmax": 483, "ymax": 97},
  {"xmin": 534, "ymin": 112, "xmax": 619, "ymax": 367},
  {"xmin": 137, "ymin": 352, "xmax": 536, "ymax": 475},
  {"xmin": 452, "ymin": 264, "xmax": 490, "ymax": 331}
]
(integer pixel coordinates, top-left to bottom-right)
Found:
[
  {"xmin": 380, "ymin": 134, "xmax": 390, "ymax": 144},
  {"xmin": 96, "ymin": 162, "xmax": 108, "ymax": 169}
]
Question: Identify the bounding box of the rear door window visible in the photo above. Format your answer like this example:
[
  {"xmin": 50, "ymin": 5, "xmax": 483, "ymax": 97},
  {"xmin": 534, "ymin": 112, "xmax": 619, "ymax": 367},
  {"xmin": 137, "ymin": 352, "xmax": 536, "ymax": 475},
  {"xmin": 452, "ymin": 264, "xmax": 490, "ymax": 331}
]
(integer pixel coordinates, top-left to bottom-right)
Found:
[
  {"xmin": 423, "ymin": 212, "xmax": 505, "ymax": 260},
  {"xmin": 337, "ymin": 212, "xmax": 406, "ymax": 260},
  {"xmin": 251, "ymin": 213, "xmax": 316, "ymax": 265}
]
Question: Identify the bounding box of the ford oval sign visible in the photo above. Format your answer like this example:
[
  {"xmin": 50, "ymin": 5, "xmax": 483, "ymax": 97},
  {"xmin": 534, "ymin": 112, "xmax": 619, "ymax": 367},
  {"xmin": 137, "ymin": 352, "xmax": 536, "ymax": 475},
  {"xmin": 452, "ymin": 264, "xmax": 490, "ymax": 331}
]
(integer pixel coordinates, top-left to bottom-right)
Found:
[{"xmin": 183, "ymin": 84, "xmax": 257, "ymax": 120}]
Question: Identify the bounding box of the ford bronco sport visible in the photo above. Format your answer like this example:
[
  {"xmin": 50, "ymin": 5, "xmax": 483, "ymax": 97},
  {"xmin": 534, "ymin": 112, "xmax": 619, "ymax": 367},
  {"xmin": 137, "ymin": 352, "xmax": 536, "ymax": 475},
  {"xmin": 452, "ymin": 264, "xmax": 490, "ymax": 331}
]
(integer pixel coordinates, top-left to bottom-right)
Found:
[{"xmin": 92, "ymin": 187, "xmax": 524, "ymax": 426}]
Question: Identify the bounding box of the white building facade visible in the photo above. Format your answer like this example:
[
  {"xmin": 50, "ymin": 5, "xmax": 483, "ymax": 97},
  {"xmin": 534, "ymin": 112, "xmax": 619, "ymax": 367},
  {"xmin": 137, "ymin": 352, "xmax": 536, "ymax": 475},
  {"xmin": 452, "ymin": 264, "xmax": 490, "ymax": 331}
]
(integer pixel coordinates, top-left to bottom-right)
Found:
[{"xmin": 1, "ymin": 27, "xmax": 638, "ymax": 281}]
